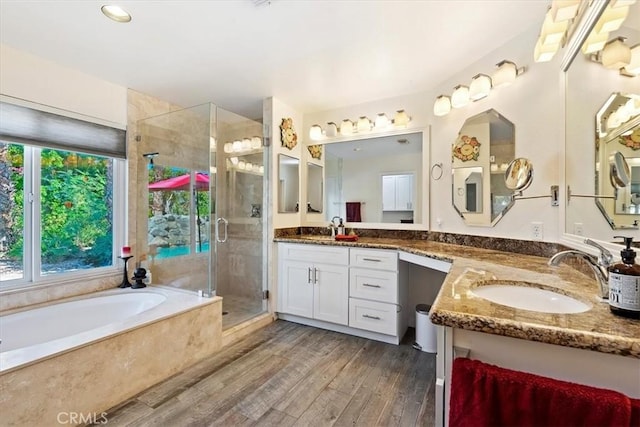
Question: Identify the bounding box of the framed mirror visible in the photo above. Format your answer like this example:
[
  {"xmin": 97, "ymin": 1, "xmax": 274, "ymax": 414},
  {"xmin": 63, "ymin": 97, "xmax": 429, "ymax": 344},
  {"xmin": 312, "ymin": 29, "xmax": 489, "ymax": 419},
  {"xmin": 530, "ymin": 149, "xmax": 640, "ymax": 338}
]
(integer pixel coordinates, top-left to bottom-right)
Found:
[
  {"xmin": 318, "ymin": 130, "xmax": 425, "ymax": 226},
  {"xmin": 306, "ymin": 162, "xmax": 323, "ymax": 213},
  {"xmin": 594, "ymin": 93, "xmax": 640, "ymax": 228},
  {"xmin": 451, "ymin": 109, "xmax": 515, "ymax": 226},
  {"xmin": 303, "ymin": 128, "xmax": 429, "ymax": 230},
  {"xmin": 564, "ymin": 1, "xmax": 640, "ymax": 240},
  {"xmin": 278, "ymin": 154, "xmax": 299, "ymax": 213}
]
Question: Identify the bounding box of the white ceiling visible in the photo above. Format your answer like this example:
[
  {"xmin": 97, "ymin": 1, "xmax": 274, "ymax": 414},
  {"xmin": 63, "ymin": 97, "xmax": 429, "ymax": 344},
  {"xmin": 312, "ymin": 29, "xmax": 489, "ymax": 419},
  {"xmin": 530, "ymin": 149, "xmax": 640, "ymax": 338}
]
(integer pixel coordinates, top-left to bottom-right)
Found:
[{"xmin": 0, "ymin": 1, "xmax": 550, "ymax": 120}]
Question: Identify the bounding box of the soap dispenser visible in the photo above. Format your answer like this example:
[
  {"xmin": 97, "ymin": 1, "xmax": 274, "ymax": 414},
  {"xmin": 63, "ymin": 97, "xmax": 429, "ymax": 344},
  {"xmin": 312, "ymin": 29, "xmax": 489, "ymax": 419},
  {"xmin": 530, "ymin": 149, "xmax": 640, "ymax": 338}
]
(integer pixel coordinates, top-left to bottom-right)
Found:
[
  {"xmin": 338, "ymin": 218, "xmax": 345, "ymax": 236},
  {"xmin": 608, "ymin": 236, "xmax": 640, "ymax": 319}
]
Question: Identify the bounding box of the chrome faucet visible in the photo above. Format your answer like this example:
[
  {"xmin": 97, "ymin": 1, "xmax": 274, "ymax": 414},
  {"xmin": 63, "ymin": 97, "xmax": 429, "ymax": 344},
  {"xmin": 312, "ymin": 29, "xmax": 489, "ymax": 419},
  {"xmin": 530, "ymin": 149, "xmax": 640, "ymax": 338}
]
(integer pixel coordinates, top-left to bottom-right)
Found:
[{"xmin": 548, "ymin": 239, "xmax": 613, "ymax": 299}]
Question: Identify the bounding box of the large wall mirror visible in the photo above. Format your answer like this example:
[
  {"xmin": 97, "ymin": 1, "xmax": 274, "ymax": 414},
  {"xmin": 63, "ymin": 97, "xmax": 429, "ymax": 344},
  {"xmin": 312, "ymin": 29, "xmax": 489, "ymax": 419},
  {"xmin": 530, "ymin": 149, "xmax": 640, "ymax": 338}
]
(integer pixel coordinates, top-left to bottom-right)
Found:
[
  {"xmin": 565, "ymin": 1, "xmax": 640, "ymax": 242},
  {"xmin": 594, "ymin": 93, "xmax": 640, "ymax": 229},
  {"xmin": 278, "ymin": 154, "xmax": 299, "ymax": 213},
  {"xmin": 304, "ymin": 130, "xmax": 427, "ymax": 227},
  {"xmin": 451, "ymin": 109, "xmax": 515, "ymax": 226}
]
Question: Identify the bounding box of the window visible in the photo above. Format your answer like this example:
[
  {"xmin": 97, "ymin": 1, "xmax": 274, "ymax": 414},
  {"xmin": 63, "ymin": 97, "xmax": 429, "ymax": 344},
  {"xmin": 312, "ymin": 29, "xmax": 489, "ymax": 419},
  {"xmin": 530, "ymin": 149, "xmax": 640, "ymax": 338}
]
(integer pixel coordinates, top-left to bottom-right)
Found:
[
  {"xmin": 0, "ymin": 143, "xmax": 125, "ymax": 286},
  {"xmin": 0, "ymin": 100, "xmax": 127, "ymax": 289}
]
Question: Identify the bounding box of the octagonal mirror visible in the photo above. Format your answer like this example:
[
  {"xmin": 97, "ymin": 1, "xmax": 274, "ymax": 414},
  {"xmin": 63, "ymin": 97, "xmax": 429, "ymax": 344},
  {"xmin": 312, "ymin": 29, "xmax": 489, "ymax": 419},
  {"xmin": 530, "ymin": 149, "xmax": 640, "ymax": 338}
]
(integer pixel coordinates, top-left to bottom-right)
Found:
[
  {"xmin": 594, "ymin": 92, "xmax": 640, "ymax": 229},
  {"xmin": 452, "ymin": 109, "xmax": 515, "ymax": 226}
]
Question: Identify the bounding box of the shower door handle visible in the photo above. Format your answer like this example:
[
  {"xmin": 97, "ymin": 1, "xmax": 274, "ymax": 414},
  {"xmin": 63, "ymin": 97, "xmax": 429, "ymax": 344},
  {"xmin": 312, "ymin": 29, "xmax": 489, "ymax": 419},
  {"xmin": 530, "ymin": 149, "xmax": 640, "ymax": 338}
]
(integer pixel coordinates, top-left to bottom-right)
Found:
[{"xmin": 216, "ymin": 217, "xmax": 228, "ymax": 243}]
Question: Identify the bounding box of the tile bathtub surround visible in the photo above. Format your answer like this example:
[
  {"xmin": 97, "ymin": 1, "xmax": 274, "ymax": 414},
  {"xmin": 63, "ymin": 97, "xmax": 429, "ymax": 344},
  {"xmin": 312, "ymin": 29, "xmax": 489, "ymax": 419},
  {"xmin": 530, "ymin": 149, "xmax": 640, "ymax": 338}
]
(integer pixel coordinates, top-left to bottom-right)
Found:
[
  {"xmin": 0, "ymin": 297, "xmax": 222, "ymax": 426},
  {"xmin": 274, "ymin": 235, "xmax": 640, "ymax": 359}
]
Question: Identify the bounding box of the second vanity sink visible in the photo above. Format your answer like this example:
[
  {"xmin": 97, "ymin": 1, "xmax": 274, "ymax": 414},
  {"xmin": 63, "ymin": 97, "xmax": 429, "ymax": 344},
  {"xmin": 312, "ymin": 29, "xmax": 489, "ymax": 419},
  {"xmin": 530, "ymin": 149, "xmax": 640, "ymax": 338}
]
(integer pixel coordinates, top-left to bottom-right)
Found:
[{"xmin": 471, "ymin": 281, "xmax": 592, "ymax": 314}]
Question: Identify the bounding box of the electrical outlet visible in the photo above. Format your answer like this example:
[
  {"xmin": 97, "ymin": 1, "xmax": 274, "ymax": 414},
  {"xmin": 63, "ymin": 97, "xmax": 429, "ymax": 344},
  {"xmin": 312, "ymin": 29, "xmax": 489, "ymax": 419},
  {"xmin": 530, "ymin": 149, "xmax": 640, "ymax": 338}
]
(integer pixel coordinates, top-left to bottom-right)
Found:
[
  {"xmin": 574, "ymin": 222, "xmax": 584, "ymax": 236},
  {"xmin": 531, "ymin": 222, "xmax": 543, "ymax": 241}
]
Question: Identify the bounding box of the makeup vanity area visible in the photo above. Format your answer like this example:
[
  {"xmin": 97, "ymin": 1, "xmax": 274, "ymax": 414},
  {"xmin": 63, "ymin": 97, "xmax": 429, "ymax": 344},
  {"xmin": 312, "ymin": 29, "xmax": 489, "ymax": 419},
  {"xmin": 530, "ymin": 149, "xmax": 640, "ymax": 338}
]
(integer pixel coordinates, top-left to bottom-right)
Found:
[{"xmin": 272, "ymin": 2, "xmax": 639, "ymax": 426}]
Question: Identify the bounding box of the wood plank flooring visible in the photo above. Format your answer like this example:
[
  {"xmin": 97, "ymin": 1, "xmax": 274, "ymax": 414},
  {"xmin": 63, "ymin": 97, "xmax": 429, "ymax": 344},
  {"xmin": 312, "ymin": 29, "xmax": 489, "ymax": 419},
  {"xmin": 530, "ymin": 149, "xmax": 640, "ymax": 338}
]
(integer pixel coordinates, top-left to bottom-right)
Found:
[{"xmin": 97, "ymin": 320, "xmax": 436, "ymax": 427}]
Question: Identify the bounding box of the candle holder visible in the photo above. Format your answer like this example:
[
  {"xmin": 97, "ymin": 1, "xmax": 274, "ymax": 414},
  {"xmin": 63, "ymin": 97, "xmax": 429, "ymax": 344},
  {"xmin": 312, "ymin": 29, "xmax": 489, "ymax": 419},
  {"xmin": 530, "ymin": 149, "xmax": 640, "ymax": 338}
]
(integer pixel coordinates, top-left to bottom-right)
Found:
[{"xmin": 118, "ymin": 256, "xmax": 134, "ymax": 288}]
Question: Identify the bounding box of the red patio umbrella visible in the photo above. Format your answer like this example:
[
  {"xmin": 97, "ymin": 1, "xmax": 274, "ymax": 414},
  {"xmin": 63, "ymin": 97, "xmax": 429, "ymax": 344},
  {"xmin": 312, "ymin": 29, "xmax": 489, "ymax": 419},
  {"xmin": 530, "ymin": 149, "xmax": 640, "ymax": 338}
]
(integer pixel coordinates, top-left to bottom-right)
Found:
[
  {"xmin": 148, "ymin": 172, "xmax": 210, "ymax": 251},
  {"xmin": 148, "ymin": 172, "xmax": 209, "ymax": 191}
]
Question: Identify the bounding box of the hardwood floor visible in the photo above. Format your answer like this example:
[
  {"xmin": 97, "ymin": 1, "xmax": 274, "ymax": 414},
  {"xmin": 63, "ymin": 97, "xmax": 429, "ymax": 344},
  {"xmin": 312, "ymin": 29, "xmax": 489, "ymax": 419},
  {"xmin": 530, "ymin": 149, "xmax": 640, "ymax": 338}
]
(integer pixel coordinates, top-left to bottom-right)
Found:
[{"xmin": 98, "ymin": 320, "xmax": 436, "ymax": 427}]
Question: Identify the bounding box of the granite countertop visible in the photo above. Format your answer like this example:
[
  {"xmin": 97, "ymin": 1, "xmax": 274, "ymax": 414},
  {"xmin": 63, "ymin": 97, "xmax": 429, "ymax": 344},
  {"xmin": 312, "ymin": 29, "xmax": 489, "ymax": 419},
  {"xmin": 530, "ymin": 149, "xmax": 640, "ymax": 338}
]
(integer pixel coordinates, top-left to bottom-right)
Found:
[{"xmin": 274, "ymin": 235, "xmax": 640, "ymax": 359}]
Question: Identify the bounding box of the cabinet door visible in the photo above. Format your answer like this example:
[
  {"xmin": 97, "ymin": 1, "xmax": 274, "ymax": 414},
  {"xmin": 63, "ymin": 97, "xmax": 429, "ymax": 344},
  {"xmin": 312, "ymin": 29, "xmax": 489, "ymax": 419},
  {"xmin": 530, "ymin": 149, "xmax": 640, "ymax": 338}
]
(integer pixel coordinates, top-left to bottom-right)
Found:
[
  {"xmin": 280, "ymin": 260, "xmax": 314, "ymax": 318},
  {"xmin": 382, "ymin": 175, "xmax": 397, "ymax": 211},
  {"xmin": 313, "ymin": 263, "xmax": 349, "ymax": 325},
  {"xmin": 396, "ymin": 174, "xmax": 414, "ymax": 210}
]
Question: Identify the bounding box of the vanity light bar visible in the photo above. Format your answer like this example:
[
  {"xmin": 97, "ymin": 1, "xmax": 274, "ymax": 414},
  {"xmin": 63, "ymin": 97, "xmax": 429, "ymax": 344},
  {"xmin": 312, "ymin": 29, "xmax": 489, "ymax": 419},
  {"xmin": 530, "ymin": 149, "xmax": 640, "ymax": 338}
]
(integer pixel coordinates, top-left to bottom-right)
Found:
[
  {"xmin": 223, "ymin": 136, "xmax": 262, "ymax": 153},
  {"xmin": 308, "ymin": 110, "xmax": 412, "ymax": 141},
  {"xmin": 432, "ymin": 60, "xmax": 525, "ymax": 118}
]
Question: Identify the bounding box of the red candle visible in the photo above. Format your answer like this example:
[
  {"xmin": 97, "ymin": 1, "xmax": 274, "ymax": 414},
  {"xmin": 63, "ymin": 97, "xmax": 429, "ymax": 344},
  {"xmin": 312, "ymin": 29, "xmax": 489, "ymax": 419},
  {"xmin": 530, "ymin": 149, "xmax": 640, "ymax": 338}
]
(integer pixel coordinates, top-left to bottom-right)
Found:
[{"xmin": 121, "ymin": 246, "xmax": 131, "ymax": 257}]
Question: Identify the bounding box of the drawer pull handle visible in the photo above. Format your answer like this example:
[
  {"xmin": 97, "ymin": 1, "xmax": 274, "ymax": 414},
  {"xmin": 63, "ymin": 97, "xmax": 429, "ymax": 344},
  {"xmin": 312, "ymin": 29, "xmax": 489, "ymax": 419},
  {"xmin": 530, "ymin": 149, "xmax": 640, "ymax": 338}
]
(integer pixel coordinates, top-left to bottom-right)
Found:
[
  {"xmin": 362, "ymin": 283, "xmax": 381, "ymax": 288},
  {"xmin": 362, "ymin": 314, "xmax": 381, "ymax": 320},
  {"xmin": 308, "ymin": 267, "xmax": 312, "ymax": 284},
  {"xmin": 362, "ymin": 258, "xmax": 382, "ymax": 262}
]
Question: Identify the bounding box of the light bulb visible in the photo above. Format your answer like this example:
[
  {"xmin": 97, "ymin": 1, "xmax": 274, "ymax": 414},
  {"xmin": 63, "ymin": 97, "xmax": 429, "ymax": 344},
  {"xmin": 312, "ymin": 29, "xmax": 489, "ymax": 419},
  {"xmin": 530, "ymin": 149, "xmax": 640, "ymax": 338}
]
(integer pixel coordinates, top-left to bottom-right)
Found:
[
  {"xmin": 394, "ymin": 110, "xmax": 410, "ymax": 127},
  {"xmin": 451, "ymin": 85, "xmax": 470, "ymax": 108},
  {"xmin": 601, "ymin": 37, "xmax": 631, "ymax": 69},
  {"xmin": 309, "ymin": 124, "xmax": 323, "ymax": 141},
  {"xmin": 469, "ymin": 74, "xmax": 492, "ymax": 101},
  {"xmin": 340, "ymin": 119, "xmax": 354, "ymax": 135},
  {"xmin": 433, "ymin": 95, "xmax": 451, "ymax": 117},
  {"xmin": 357, "ymin": 116, "xmax": 372, "ymax": 132},
  {"xmin": 251, "ymin": 136, "xmax": 262, "ymax": 149},
  {"xmin": 492, "ymin": 60, "xmax": 518, "ymax": 87},
  {"xmin": 534, "ymin": 37, "xmax": 560, "ymax": 62},
  {"xmin": 326, "ymin": 122, "xmax": 338, "ymax": 137},
  {"xmin": 374, "ymin": 113, "xmax": 390, "ymax": 129}
]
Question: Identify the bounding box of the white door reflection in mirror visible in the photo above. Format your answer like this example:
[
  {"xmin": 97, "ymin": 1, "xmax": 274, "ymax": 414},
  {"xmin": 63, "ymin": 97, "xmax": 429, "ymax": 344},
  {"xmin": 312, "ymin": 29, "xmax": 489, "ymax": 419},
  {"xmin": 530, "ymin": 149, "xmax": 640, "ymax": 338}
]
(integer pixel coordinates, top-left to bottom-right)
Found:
[{"xmin": 451, "ymin": 109, "xmax": 515, "ymax": 226}]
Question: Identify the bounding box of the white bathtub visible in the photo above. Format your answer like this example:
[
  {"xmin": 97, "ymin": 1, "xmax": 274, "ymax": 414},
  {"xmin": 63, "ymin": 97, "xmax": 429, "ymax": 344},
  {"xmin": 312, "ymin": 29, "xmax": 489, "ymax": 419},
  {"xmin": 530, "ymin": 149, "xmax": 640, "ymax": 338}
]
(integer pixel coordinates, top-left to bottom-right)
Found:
[{"xmin": 0, "ymin": 287, "xmax": 214, "ymax": 372}]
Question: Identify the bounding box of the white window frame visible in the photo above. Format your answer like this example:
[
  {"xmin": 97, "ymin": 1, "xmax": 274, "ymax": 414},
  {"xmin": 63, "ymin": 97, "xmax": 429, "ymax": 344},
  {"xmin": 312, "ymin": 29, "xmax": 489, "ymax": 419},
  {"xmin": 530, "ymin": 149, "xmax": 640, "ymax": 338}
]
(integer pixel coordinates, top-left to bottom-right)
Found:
[{"xmin": 0, "ymin": 143, "xmax": 127, "ymax": 291}]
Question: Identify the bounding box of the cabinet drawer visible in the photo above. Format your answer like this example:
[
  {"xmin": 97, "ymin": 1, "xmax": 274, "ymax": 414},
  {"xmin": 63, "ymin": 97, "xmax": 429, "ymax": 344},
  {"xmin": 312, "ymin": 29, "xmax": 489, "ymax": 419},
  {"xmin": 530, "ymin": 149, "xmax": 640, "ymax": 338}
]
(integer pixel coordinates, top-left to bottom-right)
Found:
[
  {"xmin": 349, "ymin": 298, "xmax": 398, "ymax": 336},
  {"xmin": 349, "ymin": 268, "xmax": 398, "ymax": 303},
  {"xmin": 279, "ymin": 243, "xmax": 349, "ymax": 265},
  {"xmin": 349, "ymin": 248, "xmax": 398, "ymax": 271}
]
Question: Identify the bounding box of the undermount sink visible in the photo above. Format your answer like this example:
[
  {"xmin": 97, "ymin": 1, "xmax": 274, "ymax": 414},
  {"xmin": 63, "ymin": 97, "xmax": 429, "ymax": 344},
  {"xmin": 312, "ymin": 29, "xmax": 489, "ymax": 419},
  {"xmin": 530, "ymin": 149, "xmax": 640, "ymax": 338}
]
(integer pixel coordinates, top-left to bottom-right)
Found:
[{"xmin": 471, "ymin": 281, "xmax": 591, "ymax": 314}]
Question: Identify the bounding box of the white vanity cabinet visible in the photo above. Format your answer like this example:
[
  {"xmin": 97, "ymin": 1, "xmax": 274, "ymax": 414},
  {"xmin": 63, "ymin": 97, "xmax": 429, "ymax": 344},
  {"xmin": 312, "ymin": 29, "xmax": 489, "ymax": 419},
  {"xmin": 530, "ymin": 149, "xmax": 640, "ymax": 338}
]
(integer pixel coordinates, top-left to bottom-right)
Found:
[
  {"xmin": 277, "ymin": 243, "xmax": 408, "ymax": 344},
  {"xmin": 278, "ymin": 243, "xmax": 349, "ymax": 325}
]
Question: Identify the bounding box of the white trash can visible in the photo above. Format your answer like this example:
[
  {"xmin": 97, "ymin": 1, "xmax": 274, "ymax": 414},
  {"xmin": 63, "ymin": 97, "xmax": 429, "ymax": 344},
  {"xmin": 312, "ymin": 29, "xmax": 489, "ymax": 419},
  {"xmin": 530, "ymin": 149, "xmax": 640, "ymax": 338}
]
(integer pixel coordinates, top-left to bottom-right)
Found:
[{"xmin": 414, "ymin": 304, "xmax": 437, "ymax": 353}]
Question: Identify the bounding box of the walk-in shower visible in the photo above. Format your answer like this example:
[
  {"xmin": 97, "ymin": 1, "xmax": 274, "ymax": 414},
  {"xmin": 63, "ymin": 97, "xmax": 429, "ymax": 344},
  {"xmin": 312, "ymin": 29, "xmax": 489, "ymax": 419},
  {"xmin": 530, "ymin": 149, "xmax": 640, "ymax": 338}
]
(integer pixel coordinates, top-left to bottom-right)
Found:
[{"xmin": 136, "ymin": 103, "xmax": 268, "ymax": 329}]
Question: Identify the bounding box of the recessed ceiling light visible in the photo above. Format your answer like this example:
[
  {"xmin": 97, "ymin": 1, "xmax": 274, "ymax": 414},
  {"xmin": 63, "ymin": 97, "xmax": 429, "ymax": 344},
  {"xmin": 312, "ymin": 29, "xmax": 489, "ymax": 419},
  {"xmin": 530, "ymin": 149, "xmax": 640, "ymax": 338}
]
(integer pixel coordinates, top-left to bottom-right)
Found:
[{"xmin": 101, "ymin": 5, "xmax": 132, "ymax": 23}]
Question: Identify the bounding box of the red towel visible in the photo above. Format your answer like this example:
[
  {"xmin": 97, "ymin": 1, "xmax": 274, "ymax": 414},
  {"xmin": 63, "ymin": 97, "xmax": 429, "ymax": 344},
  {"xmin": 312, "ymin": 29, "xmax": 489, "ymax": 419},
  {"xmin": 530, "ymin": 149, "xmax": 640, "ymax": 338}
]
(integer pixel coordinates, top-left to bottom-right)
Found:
[
  {"xmin": 632, "ymin": 398, "xmax": 640, "ymax": 427},
  {"xmin": 450, "ymin": 357, "xmax": 632, "ymax": 427},
  {"xmin": 346, "ymin": 202, "xmax": 362, "ymax": 222}
]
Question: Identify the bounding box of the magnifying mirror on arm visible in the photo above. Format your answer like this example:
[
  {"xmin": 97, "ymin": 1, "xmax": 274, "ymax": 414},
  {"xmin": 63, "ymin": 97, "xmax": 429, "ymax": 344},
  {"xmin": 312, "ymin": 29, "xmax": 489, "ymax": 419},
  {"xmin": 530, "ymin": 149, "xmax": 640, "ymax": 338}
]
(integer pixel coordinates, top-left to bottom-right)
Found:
[{"xmin": 504, "ymin": 158, "xmax": 559, "ymax": 205}]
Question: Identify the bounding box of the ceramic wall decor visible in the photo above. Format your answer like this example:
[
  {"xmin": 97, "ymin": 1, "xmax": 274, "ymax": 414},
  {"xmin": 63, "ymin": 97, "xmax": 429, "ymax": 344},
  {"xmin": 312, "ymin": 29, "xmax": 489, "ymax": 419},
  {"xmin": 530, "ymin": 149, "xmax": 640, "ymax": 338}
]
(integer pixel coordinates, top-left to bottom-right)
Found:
[
  {"xmin": 452, "ymin": 135, "xmax": 481, "ymax": 162},
  {"xmin": 307, "ymin": 144, "xmax": 322, "ymax": 160},
  {"xmin": 280, "ymin": 118, "xmax": 298, "ymax": 150}
]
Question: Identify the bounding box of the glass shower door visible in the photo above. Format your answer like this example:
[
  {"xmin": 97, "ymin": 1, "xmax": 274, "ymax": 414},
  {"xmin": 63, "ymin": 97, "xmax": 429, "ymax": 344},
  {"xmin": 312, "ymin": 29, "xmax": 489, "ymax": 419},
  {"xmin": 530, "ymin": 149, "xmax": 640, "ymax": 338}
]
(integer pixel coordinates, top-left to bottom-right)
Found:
[{"xmin": 213, "ymin": 107, "xmax": 267, "ymax": 329}]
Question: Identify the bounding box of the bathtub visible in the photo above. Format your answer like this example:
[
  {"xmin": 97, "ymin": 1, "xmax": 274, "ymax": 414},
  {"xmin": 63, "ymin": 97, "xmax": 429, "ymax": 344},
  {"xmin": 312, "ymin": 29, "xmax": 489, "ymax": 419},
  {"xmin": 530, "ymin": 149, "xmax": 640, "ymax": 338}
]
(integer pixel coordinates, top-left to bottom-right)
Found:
[
  {"xmin": 0, "ymin": 287, "xmax": 222, "ymax": 426},
  {"xmin": 1, "ymin": 292, "xmax": 167, "ymax": 353}
]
